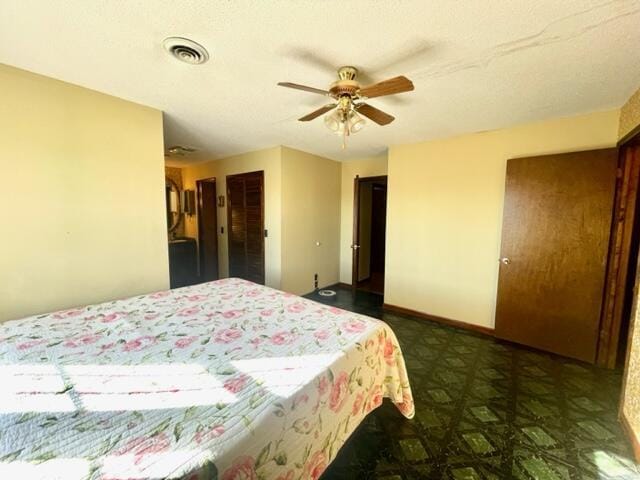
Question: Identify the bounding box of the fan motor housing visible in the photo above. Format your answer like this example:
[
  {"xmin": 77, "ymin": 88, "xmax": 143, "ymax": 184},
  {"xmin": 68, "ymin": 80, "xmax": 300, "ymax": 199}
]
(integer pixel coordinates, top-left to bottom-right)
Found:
[
  {"xmin": 329, "ymin": 79, "xmax": 359, "ymax": 98},
  {"xmin": 337, "ymin": 66, "xmax": 358, "ymax": 80}
]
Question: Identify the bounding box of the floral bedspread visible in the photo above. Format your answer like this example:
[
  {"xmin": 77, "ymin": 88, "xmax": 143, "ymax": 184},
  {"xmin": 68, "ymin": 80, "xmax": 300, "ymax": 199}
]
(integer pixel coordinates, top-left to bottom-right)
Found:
[{"xmin": 0, "ymin": 278, "xmax": 414, "ymax": 480}]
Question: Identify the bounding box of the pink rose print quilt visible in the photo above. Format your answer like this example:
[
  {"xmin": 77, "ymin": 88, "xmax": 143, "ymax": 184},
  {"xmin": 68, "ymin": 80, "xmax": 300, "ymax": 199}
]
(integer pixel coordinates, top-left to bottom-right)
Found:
[{"xmin": 0, "ymin": 278, "xmax": 414, "ymax": 479}]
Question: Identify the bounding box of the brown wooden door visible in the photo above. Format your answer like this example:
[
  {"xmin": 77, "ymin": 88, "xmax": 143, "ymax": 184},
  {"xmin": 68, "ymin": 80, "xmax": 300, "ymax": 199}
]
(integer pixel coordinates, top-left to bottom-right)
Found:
[
  {"xmin": 495, "ymin": 149, "xmax": 618, "ymax": 363},
  {"xmin": 197, "ymin": 179, "xmax": 218, "ymax": 282},
  {"xmin": 227, "ymin": 171, "xmax": 265, "ymax": 284}
]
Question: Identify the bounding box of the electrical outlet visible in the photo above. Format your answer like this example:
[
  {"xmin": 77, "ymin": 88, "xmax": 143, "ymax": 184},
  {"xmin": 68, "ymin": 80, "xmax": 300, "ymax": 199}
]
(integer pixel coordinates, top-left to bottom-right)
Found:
[{"xmin": 314, "ymin": 273, "xmax": 318, "ymax": 290}]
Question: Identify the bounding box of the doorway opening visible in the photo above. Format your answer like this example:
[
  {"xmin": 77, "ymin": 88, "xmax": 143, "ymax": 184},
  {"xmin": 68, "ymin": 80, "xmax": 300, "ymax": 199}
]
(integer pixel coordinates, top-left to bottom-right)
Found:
[
  {"xmin": 196, "ymin": 178, "xmax": 218, "ymax": 282},
  {"xmin": 602, "ymin": 131, "xmax": 640, "ymax": 369},
  {"xmin": 352, "ymin": 176, "xmax": 387, "ymax": 296},
  {"xmin": 614, "ymin": 128, "xmax": 640, "ymax": 463}
]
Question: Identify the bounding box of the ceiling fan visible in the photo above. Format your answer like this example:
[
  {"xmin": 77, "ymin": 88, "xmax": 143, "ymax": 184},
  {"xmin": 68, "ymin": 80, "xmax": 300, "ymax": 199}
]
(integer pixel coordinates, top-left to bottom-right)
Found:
[{"xmin": 278, "ymin": 66, "xmax": 414, "ymax": 148}]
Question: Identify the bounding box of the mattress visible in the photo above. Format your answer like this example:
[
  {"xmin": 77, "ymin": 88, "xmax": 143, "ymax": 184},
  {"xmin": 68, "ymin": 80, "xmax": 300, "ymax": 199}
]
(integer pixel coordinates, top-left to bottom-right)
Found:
[{"xmin": 0, "ymin": 278, "xmax": 414, "ymax": 479}]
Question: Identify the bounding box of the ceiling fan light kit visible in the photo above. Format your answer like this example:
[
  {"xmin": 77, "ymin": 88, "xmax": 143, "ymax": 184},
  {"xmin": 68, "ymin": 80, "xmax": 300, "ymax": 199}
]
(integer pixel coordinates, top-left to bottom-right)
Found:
[{"xmin": 278, "ymin": 66, "xmax": 414, "ymax": 149}]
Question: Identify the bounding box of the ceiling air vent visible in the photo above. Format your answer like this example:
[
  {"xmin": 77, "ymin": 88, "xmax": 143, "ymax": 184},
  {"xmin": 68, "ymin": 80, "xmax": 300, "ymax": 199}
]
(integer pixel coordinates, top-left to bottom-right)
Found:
[{"xmin": 163, "ymin": 37, "xmax": 209, "ymax": 65}]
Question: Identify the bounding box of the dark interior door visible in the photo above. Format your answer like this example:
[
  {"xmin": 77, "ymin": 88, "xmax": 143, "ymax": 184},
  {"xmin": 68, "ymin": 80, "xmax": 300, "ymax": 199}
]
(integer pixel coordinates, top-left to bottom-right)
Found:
[
  {"xmin": 197, "ymin": 179, "xmax": 218, "ymax": 282},
  {"xmin": 227, "ymin": 171, "xmax": 265, "ymax": 284},
  {"xmin": 494, "ymin": 149, "xmax": 617, "ymax": 362}
]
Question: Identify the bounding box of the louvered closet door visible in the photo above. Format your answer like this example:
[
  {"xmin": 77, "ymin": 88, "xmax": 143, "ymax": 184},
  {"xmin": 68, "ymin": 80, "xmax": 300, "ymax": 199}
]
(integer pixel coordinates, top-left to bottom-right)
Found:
[{"xmin": 226, "ymin": 171, "xmax": 265, "ymax": 284}]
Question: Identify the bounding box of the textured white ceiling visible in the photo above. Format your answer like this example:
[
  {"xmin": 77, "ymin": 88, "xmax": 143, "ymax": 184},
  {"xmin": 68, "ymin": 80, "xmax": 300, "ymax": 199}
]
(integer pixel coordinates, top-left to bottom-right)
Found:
[{"xmin": 1, "ymin": 0, "xmax": 639, "ymax": 164}]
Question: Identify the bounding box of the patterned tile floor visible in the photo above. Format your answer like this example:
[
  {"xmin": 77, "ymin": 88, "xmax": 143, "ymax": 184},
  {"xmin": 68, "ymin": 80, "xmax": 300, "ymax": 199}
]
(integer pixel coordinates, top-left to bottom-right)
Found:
[{"xmin": 305, "ymin": 286, "xmax": 640, "ymax": 480}]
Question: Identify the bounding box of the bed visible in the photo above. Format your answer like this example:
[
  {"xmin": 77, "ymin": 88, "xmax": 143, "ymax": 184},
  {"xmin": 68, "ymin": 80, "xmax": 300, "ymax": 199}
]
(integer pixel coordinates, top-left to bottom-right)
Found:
[{"xmin": 0, "ymin": 278, "xmax": 414, "ymax": 479}]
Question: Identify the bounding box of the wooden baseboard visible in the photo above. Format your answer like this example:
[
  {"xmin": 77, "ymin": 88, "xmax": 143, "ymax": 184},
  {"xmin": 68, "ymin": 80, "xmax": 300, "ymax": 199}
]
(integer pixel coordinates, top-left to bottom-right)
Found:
[
  {"xmin": 337, "ymin": 282, "xmax": 352, "ymax": 289},
  {"xmin": 620, "ymin": 410, "xmax": 640, "ymax": 462},
  {"xmin": 383, "ymin": 303, "xmax": 494, "ymax": 336}
]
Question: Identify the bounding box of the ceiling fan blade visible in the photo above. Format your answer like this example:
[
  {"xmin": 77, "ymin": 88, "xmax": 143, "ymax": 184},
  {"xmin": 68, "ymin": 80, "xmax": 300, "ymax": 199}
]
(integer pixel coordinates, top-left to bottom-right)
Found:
[
  {"xmin": 358, "ymin": 76, "xmax": 414, "ymax": 99},
  {"xmin": 299, "ymin": 104, "xmax": 336, "ymax": 122},
  {"xmin": 356, "ymin": 103, "xmax": 395, "ymax": 125},
  {"xmin": 278, "ymin": 82, "xmax": 330, "ymax": 96}
]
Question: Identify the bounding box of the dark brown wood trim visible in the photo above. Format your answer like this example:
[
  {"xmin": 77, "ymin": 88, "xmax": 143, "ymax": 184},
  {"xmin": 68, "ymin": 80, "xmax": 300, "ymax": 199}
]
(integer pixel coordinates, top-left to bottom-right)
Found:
[
  {"xmin": 599, "ymin": 129, "xmax": 640, "ymax": 367},
  {"xmin": 617, "ymin": 133, "xmax": 640, "ymax": 452},
  {"xmin": 383, "ymin": 303, "xmax": 495, "ymax": 336},
  {"xmin": 620, "ymin": 410, "xmax": 640, "ymax": 462},
  {"xmin": 597, "ymin": 146, "xmax": 638, "ymax": 367},
  {"xmin": 337, "ymin": 282, "xmax": 351, "ymax": 289}
]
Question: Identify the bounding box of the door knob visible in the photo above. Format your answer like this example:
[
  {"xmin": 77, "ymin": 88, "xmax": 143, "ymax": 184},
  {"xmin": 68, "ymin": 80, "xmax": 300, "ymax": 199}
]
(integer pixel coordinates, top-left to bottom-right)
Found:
[
  {"xmin": 500, "ymin": 257, "xmax": 511, "ymax": 265},
  {"xmin": 351, "ymin": 244, "xmax": 360, "ymax": 250}
]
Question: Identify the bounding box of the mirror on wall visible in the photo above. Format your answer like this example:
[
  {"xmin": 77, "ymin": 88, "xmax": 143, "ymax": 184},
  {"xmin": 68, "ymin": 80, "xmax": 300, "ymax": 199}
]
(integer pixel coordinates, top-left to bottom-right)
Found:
[{"xmin": 165, "ymin": 177, "xmax": 182, "ymax": 234}]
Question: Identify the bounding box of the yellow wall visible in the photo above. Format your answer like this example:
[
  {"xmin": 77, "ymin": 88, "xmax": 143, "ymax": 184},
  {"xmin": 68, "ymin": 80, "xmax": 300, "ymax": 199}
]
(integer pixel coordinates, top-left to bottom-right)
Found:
[
  {"xmin": 182, "ymin": 147, "xmax": 283, "ymax": 288},
  {"xmin": 181, "ymin": 146, "xmax": 339, "ymax": 294},
  {"xmin": 281, "ymin": 147, "xmax": 341, "ymax": 294},
  {"xmin": 0, "ymin": 64, "xmax": 168, "ymax": 323},
  {"xmin": 385, "ymin": 109, "xmax": 620, "ymax": 328},
  {"xmin": 339, "ymin": 156, "xmax": 388, "ymax": 284}
]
